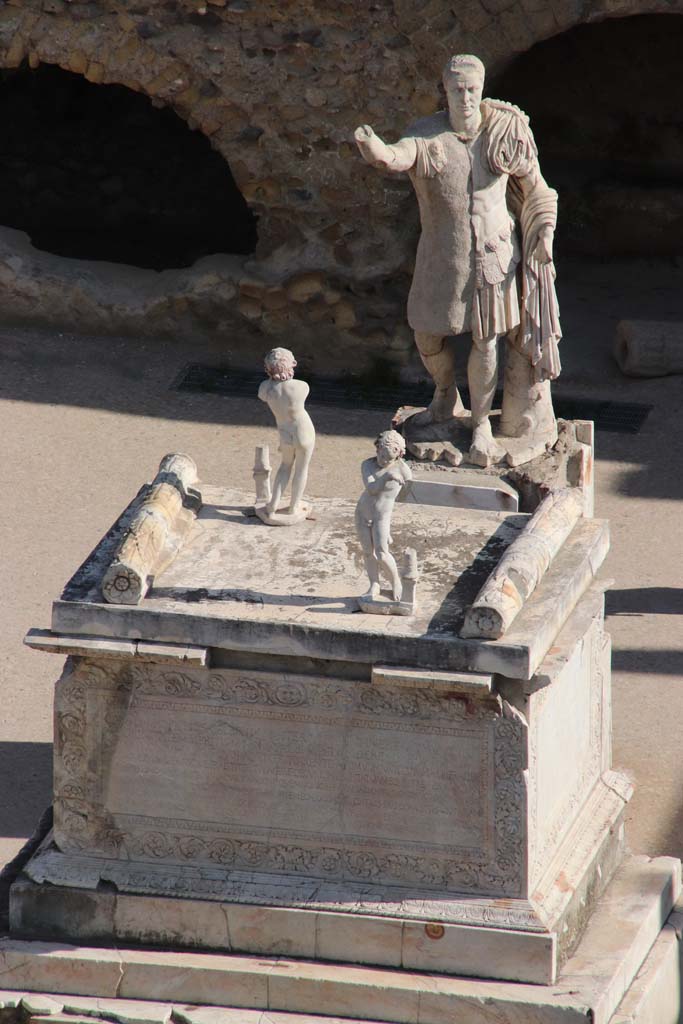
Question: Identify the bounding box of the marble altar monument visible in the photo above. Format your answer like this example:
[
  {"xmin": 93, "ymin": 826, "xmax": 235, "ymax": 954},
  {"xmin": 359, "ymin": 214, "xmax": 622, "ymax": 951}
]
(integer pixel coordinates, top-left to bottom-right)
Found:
[
  {"xmin": 6, "ymin": 418, "xmax": 678, "ymax": 1023},
  {"xmin": 2, "ymin": 53, "xmax": 681, "ymax": 1024}
]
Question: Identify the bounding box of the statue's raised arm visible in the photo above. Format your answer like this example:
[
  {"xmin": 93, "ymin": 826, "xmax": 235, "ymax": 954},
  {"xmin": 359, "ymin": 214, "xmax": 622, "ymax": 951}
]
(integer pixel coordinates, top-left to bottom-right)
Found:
[{"xmin": 354, "ymin": 124, "xmax": 417, "ymax": 173}]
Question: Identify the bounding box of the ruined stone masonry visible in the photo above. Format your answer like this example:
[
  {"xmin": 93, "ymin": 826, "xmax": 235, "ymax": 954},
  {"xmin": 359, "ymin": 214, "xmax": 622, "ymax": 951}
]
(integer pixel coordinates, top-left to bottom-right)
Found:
[{"xmin": 0, "ymin": 0, "xmax": 679, "ymax": 373}]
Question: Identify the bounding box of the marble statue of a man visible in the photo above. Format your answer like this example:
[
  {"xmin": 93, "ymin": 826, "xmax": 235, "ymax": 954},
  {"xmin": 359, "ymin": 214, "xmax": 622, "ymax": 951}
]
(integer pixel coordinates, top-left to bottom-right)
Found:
[
  {"xmin": 355, "ymin": 53, "xmax": 561, "ymax": 465},
  {"xmin": 257, "ymin": 348, "xmax": 315, "ymax": 522},
  {"xmin": 355, "ymin": 429, "xmax": 412, "ymax": 602}
]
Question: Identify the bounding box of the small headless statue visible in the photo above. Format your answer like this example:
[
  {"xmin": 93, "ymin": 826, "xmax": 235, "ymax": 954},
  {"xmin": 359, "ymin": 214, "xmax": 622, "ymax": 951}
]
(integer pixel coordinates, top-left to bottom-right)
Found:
[
  {"xmin": 257, "ymin": 348, "xmax": 315, "ymax": 524},
  {"xmin": 355, "ymin": 430, "xmax": 412, "ymax": 602}
]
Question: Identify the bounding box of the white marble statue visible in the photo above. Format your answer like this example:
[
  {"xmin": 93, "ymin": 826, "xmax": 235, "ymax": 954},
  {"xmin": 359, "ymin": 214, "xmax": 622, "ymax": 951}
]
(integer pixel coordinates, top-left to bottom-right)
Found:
[
  {"xmin": 355, "ymin": 430, "xmax": 412, "ymax": 606},
  {"xmin": 256, "ymin": 348, "xmax": 315, "ymax": 525},
  {"xmin": 355, "ymin": 53, "xmax": 561, "ymax": 466}
]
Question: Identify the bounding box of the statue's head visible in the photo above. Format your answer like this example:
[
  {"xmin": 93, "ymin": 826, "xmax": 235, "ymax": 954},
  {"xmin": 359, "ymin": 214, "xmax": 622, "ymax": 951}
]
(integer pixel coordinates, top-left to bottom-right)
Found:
[
  {"xmin": 264, "ymin": 347, "xmax": 297, "ymax": 381},
  {"xmin": 442, "ymin": 54, "xmax": 485, "ymax": 123},
  {"xmin": 375, "ymin": 430, "xmax": 406, "ymax": 467}
]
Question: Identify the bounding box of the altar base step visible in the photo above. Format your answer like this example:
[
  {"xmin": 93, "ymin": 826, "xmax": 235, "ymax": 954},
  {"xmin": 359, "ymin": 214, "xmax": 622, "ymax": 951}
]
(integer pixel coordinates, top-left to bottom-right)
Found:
[
  {"xmin": 10, "ymin": 770, "xmax": 629, "ymax": 987},
  {"xmin": 1, "ymin": 856, "xmax": 680, "ymax": 1024}
]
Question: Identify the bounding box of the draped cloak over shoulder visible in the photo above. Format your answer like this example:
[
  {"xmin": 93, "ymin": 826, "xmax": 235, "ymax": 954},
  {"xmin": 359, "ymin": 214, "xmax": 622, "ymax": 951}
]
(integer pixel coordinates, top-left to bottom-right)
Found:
[{"xmin": 400, "ymin": 99, "xmax": 561, "ymax": 381}]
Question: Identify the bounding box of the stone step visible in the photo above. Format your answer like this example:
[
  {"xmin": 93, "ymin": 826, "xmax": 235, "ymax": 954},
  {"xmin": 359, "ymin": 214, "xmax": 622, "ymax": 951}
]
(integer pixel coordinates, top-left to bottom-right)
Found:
[
  {"xmin": 610, "ymin": 920, "xmax": 682, "ymax": 1023},
  {"xmin": 0, "ymin": 856, "xmax": 679, "ymax": 1024},
  {"xmin": 0, "ymin": 992, "xmax": 382, "ymax": 1024}
]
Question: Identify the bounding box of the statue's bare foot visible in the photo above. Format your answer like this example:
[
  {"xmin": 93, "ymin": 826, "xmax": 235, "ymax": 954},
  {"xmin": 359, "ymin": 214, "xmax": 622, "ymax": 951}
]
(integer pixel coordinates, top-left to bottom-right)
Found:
[
  {"xmin": 469, "ymin": 421, "xmax": 505, "ymax": 468},
  {"xmin": 391, "ymin": 581, "xmax": 403, "ymax": 602},
  {"xmin": 362, "ymin": 582, "xmax": 381, "ymax": 601},
  {"xmin": 412, "ymin": 389, "xmax": 466, "ymax": 426}
]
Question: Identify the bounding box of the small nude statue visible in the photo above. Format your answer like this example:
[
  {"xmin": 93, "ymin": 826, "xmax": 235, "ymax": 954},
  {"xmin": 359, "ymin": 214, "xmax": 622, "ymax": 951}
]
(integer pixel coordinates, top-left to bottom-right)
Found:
[
  {"xmin": 257, "ymin": 348, "xmax": 315, "ymax": 525},
  {"xmin": 355, "ymin": 430, "xmax": 412, "ymax": 603}
]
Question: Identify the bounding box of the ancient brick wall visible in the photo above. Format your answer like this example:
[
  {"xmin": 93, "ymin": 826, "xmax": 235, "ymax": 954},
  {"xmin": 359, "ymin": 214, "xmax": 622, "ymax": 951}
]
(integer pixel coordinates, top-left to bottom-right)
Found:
[{"xmin": 0, "ymin": 0, "xmax": 678, "ymax": 374}]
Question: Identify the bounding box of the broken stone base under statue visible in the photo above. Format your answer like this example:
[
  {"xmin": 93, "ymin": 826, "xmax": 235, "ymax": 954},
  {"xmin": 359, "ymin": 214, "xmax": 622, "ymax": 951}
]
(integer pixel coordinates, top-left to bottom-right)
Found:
[
  {"xmin": 254, "ymin": 501, "xmax": 312, "ymax": 527},
  {"xmin": 5, "ymin": 438, "xmax": 681, "ymax": 1022},
  {"xmin": 398, "ymin": 405, "xmax": 557, "ymax": 468},
  {"xmin": 398, "ymin": 416, "xmax": 596, "ymax": 519},
  {"xmin": 394, "ymin": 376, "xmax": 579, "ymax": 473}
]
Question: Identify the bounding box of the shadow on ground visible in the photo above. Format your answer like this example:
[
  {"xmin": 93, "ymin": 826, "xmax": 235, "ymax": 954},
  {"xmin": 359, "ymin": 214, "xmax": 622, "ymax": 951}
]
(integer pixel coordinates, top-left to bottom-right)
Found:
[
  {"xmin": 611, "ymin": 650, "xmax": 683, "ymax": 675},
  {"xmin": 0, "ymin": 743, "xmax": 52, "ymax": 838},
  {"xmin": 607, "ymin": 588, "xmax": 683, "ymax": 616}
]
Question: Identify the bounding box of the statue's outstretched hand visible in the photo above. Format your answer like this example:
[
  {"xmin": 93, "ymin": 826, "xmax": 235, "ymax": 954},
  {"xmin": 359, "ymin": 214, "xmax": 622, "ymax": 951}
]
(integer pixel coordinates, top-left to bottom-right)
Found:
[
  {"xmin": 530, "ymin": 226, "xmax": 554, "ymax": 266},
  {"xmin": 354, "ymin": 125, "xmax": 374, "ymax": 142},
  {"xmin": 354, "ymin": 124, "xmax": 388, "ymax": 165}
]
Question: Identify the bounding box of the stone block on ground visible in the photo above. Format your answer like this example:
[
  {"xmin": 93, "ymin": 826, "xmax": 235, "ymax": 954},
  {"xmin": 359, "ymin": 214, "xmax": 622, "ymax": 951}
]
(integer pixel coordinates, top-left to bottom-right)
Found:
[{"xmin": 614, "ymin": 319, "xmax": 683, "ymax": 378}]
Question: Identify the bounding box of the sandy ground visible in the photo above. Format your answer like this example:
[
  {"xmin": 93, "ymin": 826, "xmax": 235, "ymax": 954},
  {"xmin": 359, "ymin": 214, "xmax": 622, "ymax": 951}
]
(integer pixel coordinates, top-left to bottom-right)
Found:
[{"xmin": 1, "ymin": 255, "xmax": 682, "ymax": 872}]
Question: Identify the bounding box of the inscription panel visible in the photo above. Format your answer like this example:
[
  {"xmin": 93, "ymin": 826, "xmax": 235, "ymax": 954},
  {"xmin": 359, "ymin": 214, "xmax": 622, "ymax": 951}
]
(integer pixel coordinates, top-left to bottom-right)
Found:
[
  {"xmin": 54, "ymin": 661, "xmax": 528, "ymax": 896},
  {"xmin": 107, "ymin": 699, "xmax": 486, "ymax": 849}
]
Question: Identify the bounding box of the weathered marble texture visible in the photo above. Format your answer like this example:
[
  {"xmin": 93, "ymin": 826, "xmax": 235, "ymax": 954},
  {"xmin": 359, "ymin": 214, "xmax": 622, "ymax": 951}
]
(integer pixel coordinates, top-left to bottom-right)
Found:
[
  {"xmin": 50, "ymin": 486, "xmax": 609, "ymax": 680},
  {"xmin": 5, "ymin": 856, "xmax": 683, "ymax": 1023},
  {"xmin": 355, "ymin": 54, "xmax": 560, "ymax": 468},
  {"xmin": 461, "ymin": 488, "xmax": 583, "ymax": 639},
  {"xmin": 101, "ymin": 454, "xmax": 201, "ymax": 606},
  {"xmin": 51, "ymin": 656, "xmax": 526, "ymax": 897},
  {"xmin": 18, "ymin": 469, "xmax": 626, "ymax": 986},
  {"xmin": 13, "ymin": 580, "xmax": 625, "ymax": 984}
]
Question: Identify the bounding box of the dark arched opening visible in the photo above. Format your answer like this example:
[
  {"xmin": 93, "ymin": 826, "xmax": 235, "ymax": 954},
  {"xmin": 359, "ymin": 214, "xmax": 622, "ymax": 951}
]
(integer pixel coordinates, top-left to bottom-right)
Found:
[
  {"xmin": 0, "ymin": 63, "xmax": 257, "ymax": 269},
  {"xmin": 492, "ymin": 15, "xmax": 683, "ymax": 260}
]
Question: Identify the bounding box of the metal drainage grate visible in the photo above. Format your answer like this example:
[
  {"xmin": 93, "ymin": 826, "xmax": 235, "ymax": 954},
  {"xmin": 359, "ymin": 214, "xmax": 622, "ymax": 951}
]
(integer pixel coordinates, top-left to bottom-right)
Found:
[
  {"xmin": 174, "ymin": 364, "xmax": 653, "ymax": 434},
  {"xmin": 174, "ymin": 363, "xmax": 436, "ymax": 412},
  {"xmin": 552, "ymin": 396, "xmax": 652, "ymax": 434}
]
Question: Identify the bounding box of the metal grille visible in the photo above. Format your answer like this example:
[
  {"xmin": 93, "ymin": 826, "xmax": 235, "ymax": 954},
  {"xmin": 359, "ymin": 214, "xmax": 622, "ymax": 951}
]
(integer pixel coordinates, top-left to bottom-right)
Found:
[{"xmin": 174, "ymin": 364, "xmax": 653, "ymax": 434}]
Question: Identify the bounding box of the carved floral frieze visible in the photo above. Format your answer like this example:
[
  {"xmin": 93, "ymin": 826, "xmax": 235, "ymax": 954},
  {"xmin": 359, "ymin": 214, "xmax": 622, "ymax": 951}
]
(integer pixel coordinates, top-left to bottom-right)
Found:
[{"xmin": 54, "ymin": 660, "xmax": 528, "ymax": 897}]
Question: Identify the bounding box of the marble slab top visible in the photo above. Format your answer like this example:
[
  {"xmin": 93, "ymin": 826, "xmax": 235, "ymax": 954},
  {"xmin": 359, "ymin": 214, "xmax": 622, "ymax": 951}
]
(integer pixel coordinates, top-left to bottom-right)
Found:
[{"xmin": 50, "ymin": 485, "xmax": 609, "ymax": 679}]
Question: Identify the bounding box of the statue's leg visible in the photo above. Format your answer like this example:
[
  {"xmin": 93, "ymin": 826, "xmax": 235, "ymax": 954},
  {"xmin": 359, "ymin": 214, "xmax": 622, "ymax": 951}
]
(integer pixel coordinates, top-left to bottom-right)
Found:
[
  {"xmin": 266, "ymin": 445, "xmax": 295, "ymax": 514},
  {"xmin": 373, "ymin": 521, "xmax": 402, "ymax": 601},
  {"xmin": 289, "ymin": 442, "xmax": 313, "ymax": 513},
  {"xmin": 468, "ymin": 332, "xmax": 505, "ymax": 467},
  {"xmin": 363, "ymin": 556, "xmax": 381, "ymax": 599},
  {"xmin": 378, "ymin": 551, "xmax": 402, "ymax": 602},
  {"xmin": 356, "ymin": 518, "xmax": 380, "ymax": 599},
  {"xmin": 414, "ymin": 332, "xmax": 465, "ymax": 422}
]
